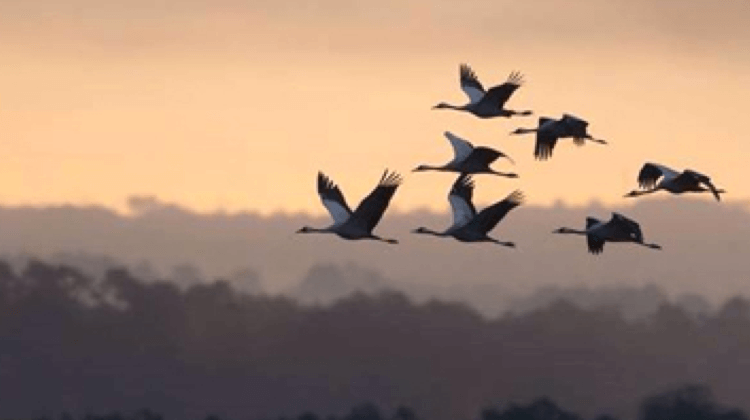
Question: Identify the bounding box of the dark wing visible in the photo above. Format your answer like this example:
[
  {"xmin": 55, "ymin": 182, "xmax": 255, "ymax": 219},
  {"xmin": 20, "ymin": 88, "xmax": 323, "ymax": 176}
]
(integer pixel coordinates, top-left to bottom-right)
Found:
[
  {"xmin": 637, "ymin": 163, "xmax": 670, "ymax": 190},
  {"xmin": 586, "ymin": 234, "xmax": 606, "ymax": 254},
  {"xmin": 476, "ymin": 71, "xmax": 524, "ymax": 109},
  {"xmin": 467, "ymin": 146, "xmax": 505, "ymax": 168},
  {"xmin": 682, "ymin": 169, "xmax": 722, "ymax": 201},
  {"xmin": 559, "ymin": 115, "xmax": 588, "ymax": 146},
  {"xmin": 534, "ymin": 128, "xmax": 559, "ymax": 160},
  {"xmin": 317, "ymin": 172, "xmax": 353, "ymax": 224},
  {"xmin": 538, "ymin": 117, "xmax": 556, "ymax": 126},
  {"xmin": 609, "ymin": 213, "xmax": 643, "ymax": 242},
  {"xmin": 585, "ymin": 217, "xmax": 605, "ymax": 253},
  {"xmin": 448, "ymin": 174, "xmax": 477, "ymax": 228},
  {"xmin": 460, "ymin": 64, "xmax": 486, "ymax": 103},
  {"xmin": 464, "ymin": 190, "xmax": 524, "ymax": 234},
  {"xmin": 560, "ymin": 114, "xmax": 589, "ymax": 137},
  {"xmin": 586, "ymin": 217, "xmax": 602, "ymax": 230},
  {"xmin": 349, "ymin": 170, "xmax": 403, "ymax": 233}
]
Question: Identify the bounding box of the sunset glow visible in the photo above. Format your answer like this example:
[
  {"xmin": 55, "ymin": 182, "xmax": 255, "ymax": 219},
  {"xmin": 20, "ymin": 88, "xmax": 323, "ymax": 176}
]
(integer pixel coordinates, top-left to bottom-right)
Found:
[{"xmin": 1, "ymin": 0, "xmax": 748, "ymax": 214}]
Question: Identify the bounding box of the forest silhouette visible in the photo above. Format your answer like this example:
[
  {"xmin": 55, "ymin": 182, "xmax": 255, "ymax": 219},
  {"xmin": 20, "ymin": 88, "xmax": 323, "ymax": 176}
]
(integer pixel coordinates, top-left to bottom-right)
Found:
[
  {"xmin": 2, "ymin": 260, "xmax": 750, "ymax": 420},
  {"xmin": 19, "ymin": 386, "xmax": 750, "ymax": 420}
]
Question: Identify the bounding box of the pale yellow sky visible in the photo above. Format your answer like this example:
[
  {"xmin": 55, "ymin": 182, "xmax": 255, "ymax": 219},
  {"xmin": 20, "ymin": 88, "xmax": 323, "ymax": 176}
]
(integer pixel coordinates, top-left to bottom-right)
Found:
[{"xmin": 1, "ymin": 0, "xmax": 748, "ymax": 215}]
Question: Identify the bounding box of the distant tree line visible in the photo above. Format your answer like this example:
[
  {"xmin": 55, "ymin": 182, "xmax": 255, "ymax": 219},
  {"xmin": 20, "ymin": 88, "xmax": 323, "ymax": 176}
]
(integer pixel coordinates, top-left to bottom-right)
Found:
[
  {"xmin": 1, "ymin": 260, "xmax": 750, "ymax": 420},
  {"xmin": 18, "ymin": 385, "xmax": 750, "ymax": 420}
]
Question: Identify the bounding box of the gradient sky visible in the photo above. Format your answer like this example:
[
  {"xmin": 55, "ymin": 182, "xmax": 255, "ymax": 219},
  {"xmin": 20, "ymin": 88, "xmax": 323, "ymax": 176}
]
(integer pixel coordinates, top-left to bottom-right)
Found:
[{"xmin": 1, "ymin": 0, "xmax": 749, "ymax": 214}]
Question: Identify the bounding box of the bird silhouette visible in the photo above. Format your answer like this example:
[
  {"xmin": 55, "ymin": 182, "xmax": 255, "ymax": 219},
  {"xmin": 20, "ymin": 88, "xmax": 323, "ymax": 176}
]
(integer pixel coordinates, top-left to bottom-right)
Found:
[
  {"xmin": 297, "ymin": 170, "xmax": 402, "ymax": 244},
  {"xmin": 412, "ymin": 174, "xmax": 523, "ymax": 247},
  {"xmin": 624, "ymin": 163, "xmax": 725, "ymax": 201},
  {"xmin": 553, "ymin": 212, "xmax": 661, "ymax": 254},
  {"xmin": 413, "ymin": 131, "xmax": 517, "ymax": 178},
  {"xmin": 433, "ymin": 64, "xmax": 532, "ymax": 119},
  {"xmin": 510, "ymin": 114, "xmax": 606, "ymax": 160}
]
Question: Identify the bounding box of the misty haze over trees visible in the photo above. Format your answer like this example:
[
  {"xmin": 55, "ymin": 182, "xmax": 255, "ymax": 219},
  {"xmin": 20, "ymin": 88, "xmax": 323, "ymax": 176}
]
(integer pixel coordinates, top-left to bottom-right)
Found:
[
  {"xmin": 1, "ymin": 243, "xmax": 714, "ymax": 321},
  {"xmin": 3, "ymin": 259, "xmax": 750, "ymax": 420},
  {"xmin": 1, "ymin": 197, "xmax": 749, "ymax": 316}
]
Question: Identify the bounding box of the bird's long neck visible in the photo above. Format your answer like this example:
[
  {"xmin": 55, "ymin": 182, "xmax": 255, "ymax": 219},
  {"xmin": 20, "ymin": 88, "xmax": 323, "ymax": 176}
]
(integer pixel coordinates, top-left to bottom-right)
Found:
[
  {"xmin": 413, "ymin": 228, "xmax": 447, "ymax": 237},
  {"xmin": 555, "ymin": 227, "xmax": 588, "ymax": 235},
  {"xmin": 508, "ymin": 109, "xmax": 533, "ymax": 116},
  {"xmin": 297, "ymin": 226, "xmax": 332, "ymax": 234},
  {"xmin": 512, "ymin": 127, "xmax": 538, "ymax": 135},
  {"xmin": 414, "ymin": 164, "xmax": 452, "ymax": 172},
  {"xmin": 625, "ymin": 189, "xmax": 658, "ymax": 198},
  {"xmin": 433, "ymin": 103, "xmax": 464, "ymax": 111}
]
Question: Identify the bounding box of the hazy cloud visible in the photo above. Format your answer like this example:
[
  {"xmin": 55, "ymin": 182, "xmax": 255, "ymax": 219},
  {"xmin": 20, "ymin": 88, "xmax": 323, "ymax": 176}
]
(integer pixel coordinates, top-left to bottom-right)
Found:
[
  {"xmin": 1, "ymin": 0, "xmax": 748, "ymax": 56},
  {"xmin": 1, "ymin": 197, "xmax": 749, "ymax": 307}
]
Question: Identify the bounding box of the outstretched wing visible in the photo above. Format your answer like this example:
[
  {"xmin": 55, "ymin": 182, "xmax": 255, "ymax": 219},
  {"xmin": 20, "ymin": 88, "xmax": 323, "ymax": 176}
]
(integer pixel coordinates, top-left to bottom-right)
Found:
[
  {"xmin": 448, "ymin": 174, "xmax": 477, "ymax": 228},
  {"xmin": 560, "ymin": 114, "xmax": 588, "ymax": 132},
  {"xmin": 464, "ymin": 190, "xmax": 524, "ymax": 234},
  {"xmin": 586, "ymin": 217, "xmax": 602, "ymax": 230},
  {"xmin": 469, "ymin": 146, "xmax": 508, "ymax": 167},
  {"xmin": 587, "ymin": 234, "xmax": 606, "ymax": 254},
  {"xmin": 637, "ymin": 163, "xmax": 678, "ymax": 190},
  {"xmin": 586, "ymin": 217, "xmax": 605, "ymax": 254},
  {"xmin": 317, "ymin": 172, "xmax": 352, "ymax": 225},
  {"xmin": 444, "ymin": 131, "xmax": 475, "ymax": 163},
  {"xmin": 477, "ymin": 71, "xmax": 524, "ymax": 109},
  {"xmin": 609, "ymin": 213, "xmax": 643, "ymax": 242},
  {"xmin": 460, "ymin": 64, "xmax": 486, "ymax": 104},
  {"xmin": 349, "ymin": 170, "xmax": 403, "ymax": 233},
  {"xmin": 560, "ymin": 114, "xmax": 590, "ymax": 145},
  {"xmin": 534, "ymin": 127, "xmax": 559, "ymax": 160},
  {"xmin": 538, "ymin": 117, "xmax": 556, "ymax": 127}
]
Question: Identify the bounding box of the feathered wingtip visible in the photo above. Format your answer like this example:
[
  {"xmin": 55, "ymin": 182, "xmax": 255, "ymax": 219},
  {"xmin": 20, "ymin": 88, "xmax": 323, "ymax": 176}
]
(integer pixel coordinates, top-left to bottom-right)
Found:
[
  {"xmin": 379, "ymin": 169, "xmax": 404, "ymax": 187},
  {"xmin": 317, "ymin": 171, "xmax": 335, "ymax": 191},
  {"xmin": 451, "ymin": 173, "xmax": 475, "ymax": 195},
  {"xmin": 456, "ymin": 173, "xmax": 474, "ymax": 188},
  {"xmin": 637, "ymin": 163, "xmax": 663, "ymax": 190},
  {"xmin": 460, "ymin": 63, "xmax": 479, "ymax": 80},
  {"xmin": 506, "ymin": 71, "xmax": 525, "ymax": 86},
  {"xmin": 505, "ymin": 189, "xmax": 525, "ymax": 205}
]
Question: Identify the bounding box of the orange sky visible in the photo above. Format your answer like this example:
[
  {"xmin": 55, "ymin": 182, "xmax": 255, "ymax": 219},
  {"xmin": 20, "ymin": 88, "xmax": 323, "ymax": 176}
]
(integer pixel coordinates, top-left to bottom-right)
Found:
[{"xmin": 1, "ymin": 0, "xmax": 748, "ymax": 215}]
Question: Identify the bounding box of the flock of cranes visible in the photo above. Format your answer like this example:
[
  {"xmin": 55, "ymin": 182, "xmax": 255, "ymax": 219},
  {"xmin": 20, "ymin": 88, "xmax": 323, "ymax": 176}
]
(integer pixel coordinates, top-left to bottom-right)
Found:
[{"xmin": 297, "ymin": 64, "xmax": 725, "ymax": 254}]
